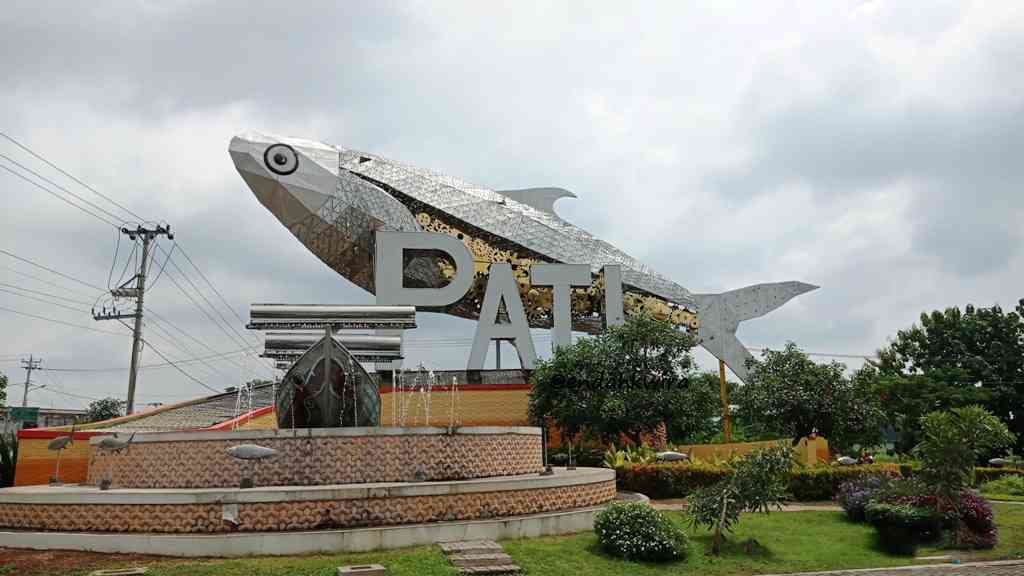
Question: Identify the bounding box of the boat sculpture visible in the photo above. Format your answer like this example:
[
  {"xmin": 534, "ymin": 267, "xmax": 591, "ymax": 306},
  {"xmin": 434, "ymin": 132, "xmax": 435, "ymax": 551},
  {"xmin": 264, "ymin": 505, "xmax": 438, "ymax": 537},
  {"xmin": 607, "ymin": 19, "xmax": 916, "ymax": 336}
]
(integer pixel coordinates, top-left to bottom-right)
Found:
[{"xmin": 277, "ymin": 332, "xmax": 380, "ymax": 428}]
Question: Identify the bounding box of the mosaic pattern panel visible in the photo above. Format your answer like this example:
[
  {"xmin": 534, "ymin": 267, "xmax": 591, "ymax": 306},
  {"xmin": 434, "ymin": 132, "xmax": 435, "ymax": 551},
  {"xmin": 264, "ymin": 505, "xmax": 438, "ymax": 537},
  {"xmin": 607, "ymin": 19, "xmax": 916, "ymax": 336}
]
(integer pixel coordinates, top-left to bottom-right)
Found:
[
  {"xmin": 87, "ymin": 432, "xmax": 542, "ymax": 489},
  {"xmin": 0, "ymin": 480, "xmax": 616, "ymax": 533}
]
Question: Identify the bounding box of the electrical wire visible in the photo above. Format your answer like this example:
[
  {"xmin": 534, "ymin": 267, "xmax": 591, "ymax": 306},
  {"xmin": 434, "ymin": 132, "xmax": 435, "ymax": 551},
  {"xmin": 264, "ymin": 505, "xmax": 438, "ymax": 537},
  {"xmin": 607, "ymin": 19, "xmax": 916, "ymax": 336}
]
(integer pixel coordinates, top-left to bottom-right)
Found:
[
  {"xmin": 0, "ymin": 130, "xmax": 144, "ymax": 222},
  {"xmin": 0, "ymin": 282, "xmax": 95, "ymax": 306},
  {"xmin": 0, "ymin": 287, "xmax": 93, "ymax": 314},
  {"xmin": 0, "ymin": 249, "xmax": 107, "ymax": 292},
  {"xmin": 0, "ymin": 265, "xmax": 99, "ymax": 299},
  {"xmin": 0, "ymin": 160, "xmax": 119, "ymax": 228},
  {"xmin": 139, "ymin": 337, "xmax": 220, "ymax": 394},
  {"xmin": 39, "ymin": 347, "xmax": 253, "ymax": 373},
  {"xmin": 173, "ymin": 244, "xmax": 260, "ymax": 345},
  {"xmin": 0, "ymin": 305, "xmax": 128, "ymax": 336}
]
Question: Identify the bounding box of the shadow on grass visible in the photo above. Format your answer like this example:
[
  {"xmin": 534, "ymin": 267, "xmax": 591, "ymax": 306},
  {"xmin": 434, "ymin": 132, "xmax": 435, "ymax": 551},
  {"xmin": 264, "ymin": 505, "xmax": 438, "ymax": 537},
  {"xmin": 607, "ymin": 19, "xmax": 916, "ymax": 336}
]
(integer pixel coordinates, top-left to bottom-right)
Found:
[{"xmin": 688, "ymin": 532, "xmax": 776, "ymax": 559}]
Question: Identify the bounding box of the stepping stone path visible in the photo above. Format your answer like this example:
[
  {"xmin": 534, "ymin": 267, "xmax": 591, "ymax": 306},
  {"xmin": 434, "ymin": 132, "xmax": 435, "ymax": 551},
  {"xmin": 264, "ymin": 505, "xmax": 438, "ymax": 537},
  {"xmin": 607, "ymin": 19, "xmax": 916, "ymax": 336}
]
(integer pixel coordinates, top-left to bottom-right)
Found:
[{"xmin": 438, "ymin": 540, "xmax": 521, "ymax": 575}]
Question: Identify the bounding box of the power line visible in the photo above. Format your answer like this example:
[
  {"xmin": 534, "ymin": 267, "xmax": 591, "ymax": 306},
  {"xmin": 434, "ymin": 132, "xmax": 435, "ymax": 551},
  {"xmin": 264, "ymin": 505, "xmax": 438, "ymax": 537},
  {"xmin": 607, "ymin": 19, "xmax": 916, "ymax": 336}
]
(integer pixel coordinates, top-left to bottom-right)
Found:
[
  {"xmin": 144, "ymin": 306, "xmax": 256, "ymax": 375},
  {"xmin": 144, "ymin": 316, "xmax": 233, "ymax": 382},
  {"xmin": 155, "ymin": 247, "xmax": 273, "ymax": 377},
  {"xmin": 0, "ymin": 152, "xmax": 125, "ymax": 226},
  {"xmin": 0, "ymin": 249, "xmax": 107, "ymax": 292},
  {"xmin": 0, "ymin": 130, "xmax": 144, "ymax": 222},
  {"xmin": 0, "ymin": 286, "xmax": 93, "ymax": 314},
  {"xmin": 0, "ymin": 282, "xmax": 95, "ymax": 306},
  {"xmin": 140, "ymin": 337, "xmax": 220, "ymax": 394},
  {"xmin": 0, "ymin": 161, "xmax": 119, "ymax": 228},
  {"xmin": 39, "ymin": 346, "xmax": 252, "ymax": 373},
  {"xmin": 174, "ymin": 244, "xmax": 259, "ymax": 344},
  {"xmin": 0, "ymin": 305, "xmax": 128, "ymax": 336},
  {"xmin": 0, "ymin": 265, "xmax": 99, "ymax": 299}
]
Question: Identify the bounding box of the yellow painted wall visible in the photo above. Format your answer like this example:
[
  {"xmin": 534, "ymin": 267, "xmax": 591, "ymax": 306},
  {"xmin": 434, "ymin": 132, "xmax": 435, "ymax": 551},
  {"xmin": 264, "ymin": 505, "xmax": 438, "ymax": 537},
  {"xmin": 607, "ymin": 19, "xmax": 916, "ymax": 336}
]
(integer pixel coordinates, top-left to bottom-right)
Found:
[
  {"xmin": 236, "ymin": 410, "xmax": 278, "ymax": 430},
  {"xmin": 672, "ymin": 437, "xmax": 829, "ymax": 466},
  {"xmin": 379, "ymin": 389, "xmax": 531, "ymax": 427}
]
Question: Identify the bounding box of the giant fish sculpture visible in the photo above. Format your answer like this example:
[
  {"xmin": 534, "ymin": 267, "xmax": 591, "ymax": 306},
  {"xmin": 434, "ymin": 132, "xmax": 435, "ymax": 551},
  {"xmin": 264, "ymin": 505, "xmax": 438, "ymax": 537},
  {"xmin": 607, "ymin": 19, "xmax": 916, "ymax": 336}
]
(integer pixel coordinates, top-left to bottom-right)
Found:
[{"xmin": 230, "ymin": 132, "xmax": 816, "ymax": 381}]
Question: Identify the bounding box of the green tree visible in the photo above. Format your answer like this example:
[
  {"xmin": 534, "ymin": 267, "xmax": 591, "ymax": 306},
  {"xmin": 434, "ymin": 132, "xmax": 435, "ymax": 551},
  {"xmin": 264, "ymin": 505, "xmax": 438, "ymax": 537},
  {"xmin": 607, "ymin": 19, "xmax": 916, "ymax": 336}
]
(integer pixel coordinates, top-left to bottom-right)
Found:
[
  {"xmin": 529, "ymin": 314, "xmax": 711, "ymax": 445},
  {"xmin": 0, "ymin": 371, "xmax": 7, "ymax": 406},
  {"xmin": 872, "ymin": 301, "xmax": 1024, "ymax": 452},
  {"xmin": 734, "ymin": 343, "xmax": 886, "ymax": 454},
  {"xmin": 856, "ymin": 366, "xmax": 990, "ymax": 454},
  {"xmin": 688, "ymin": 444, "xmax": 793, "ymax": 554},
  {"xmin": 915, "ymin": 405, "xmax": 1014, "ymax": 497},
  {"xmin": 85, "ymin": 397, "xmax": 126, "ymax": 423}
]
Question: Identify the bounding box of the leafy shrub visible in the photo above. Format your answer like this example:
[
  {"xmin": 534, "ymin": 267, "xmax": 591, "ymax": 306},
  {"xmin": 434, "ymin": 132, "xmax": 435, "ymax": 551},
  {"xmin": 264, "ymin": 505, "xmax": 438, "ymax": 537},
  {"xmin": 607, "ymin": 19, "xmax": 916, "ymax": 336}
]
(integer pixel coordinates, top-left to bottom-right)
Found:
[
  {"xmin": 949, "ymin": 491, "xmax": 997, "ymax": 549},
  {"xmin": 980, "ymin": 474, "xmax": 1024, "ymax": 497},
  {"xmin": 872, "ymin": 476, "xmax": 937, "ymax": 508},
  {"xmin": 787, "ymin": 464, "xmax": 901, "ymax": 501},
  {"xmin": 865, "ymin": 502, "xmax": 942, "ymax": 555},
  {"xmin": 838, "ymin": 475, "xmax": 890, "ymax": 522},
  {"xmin": 915, "ymin": 406, "xmax": 1014, "ymax": 497},
  {"xmin": 603, "ymin": 443, "xmax": 657, "ymax": 468},
  {"xmin": 594, "ymin": 502, "xmax": 688, "ymax": 562}
]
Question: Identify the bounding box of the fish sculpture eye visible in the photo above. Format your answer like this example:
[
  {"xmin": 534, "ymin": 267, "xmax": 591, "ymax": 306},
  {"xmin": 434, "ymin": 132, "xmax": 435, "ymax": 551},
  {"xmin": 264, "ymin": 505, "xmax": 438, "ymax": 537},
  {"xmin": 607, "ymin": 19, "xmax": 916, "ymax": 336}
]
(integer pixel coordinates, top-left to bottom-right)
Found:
[{"xmin": 263, "ymin": 143, "xmax": 298, "ymax": 175}]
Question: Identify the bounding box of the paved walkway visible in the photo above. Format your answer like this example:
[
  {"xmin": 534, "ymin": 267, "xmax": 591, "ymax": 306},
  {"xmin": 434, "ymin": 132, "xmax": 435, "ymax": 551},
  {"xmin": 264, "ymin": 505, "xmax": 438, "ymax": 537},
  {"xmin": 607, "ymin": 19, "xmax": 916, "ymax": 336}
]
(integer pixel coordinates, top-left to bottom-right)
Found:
[
  {"xmin": 758, "ymin": 559, "xmax": 1024, "ymax": 575},
  {"xmin": 651, "ymin": 499, "xmax": 842, "ymax": 512}
]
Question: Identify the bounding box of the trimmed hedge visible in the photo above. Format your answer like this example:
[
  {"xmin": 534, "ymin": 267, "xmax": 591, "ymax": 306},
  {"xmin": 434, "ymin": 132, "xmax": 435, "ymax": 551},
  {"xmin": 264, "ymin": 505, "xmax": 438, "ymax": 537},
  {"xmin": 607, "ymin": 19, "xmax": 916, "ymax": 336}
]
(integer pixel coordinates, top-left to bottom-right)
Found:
[
  {"xmin": 615, "ymin": 463, "xmax": 730, "ymax": 499},
  {"xmin": 616, "ymin": 463, "xmax": 901, "ymax": 501},
  {"xmin": 788, "ymin": 464, "xmax": 901, "ymax": 501},
  {"xmin": 616, "ymin": 463, "xmax": 1023, "ymax": 501},
  {"xmin": 974, "ymin": 467, "xmax": 1024, "ymax": 485}
]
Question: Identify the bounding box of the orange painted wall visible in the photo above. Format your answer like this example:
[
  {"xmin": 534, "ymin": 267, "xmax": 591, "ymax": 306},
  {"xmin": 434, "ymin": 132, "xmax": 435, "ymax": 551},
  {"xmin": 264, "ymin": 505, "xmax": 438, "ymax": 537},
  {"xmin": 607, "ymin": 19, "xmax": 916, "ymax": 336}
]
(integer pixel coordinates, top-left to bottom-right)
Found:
[{"xmin": 14, "ymin": 433, "xmax": 97, "ymax": 486}]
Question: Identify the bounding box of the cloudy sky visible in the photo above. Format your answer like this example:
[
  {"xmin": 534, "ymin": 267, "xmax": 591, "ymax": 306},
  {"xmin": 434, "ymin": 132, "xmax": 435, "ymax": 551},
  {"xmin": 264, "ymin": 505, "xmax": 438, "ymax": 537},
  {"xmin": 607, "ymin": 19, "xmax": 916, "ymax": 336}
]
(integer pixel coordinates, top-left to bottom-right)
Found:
[{"xmin": 1, "ymin": 1, "xmax": 1021, "ymax": 411}]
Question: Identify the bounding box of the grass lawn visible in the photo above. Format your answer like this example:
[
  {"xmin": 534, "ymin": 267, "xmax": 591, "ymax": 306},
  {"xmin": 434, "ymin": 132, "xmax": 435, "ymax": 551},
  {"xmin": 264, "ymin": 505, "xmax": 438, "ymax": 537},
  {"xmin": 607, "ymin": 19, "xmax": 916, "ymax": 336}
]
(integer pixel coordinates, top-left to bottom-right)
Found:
[
  {"xmin": 983, "ymin": 493, "xmax": 1024, "ymax": 503},
  {"xmin": 12, "ymin": 504, "xmax": 1024, "ymax": 576}
]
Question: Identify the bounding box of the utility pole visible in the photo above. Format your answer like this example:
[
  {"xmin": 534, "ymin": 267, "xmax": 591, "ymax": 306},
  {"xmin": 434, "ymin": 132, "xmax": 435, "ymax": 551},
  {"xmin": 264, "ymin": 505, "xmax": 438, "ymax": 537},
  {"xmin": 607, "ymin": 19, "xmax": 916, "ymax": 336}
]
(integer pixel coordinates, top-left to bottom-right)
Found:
[
  {"xmin": 20, "ymin": 355, "xmax": 42, "ymax": 407},
  {"xmin": 93, "ymin": 224, "xmax": 172, "ymax": 415}
]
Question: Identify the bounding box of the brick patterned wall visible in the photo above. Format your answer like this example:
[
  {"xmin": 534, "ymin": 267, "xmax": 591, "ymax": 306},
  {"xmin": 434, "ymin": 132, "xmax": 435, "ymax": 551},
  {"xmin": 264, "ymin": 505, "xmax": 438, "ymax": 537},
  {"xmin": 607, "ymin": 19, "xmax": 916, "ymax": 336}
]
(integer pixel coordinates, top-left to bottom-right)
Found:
[
  {"xmin": 0, "ymin": 479, "xmax": 615, "ymax": 533},
  {"xmin": 87, "ymin": 432, "xmax": 542, "ymax": 489}
]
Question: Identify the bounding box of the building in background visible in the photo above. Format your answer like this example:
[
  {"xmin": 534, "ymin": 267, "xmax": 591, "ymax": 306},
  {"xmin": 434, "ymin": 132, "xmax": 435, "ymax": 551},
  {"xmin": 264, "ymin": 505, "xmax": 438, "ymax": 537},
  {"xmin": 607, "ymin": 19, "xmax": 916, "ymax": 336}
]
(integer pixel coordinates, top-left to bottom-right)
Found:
[{"xmin": 1, "ymin": 407, "xmax": 86, "ymax": 432}]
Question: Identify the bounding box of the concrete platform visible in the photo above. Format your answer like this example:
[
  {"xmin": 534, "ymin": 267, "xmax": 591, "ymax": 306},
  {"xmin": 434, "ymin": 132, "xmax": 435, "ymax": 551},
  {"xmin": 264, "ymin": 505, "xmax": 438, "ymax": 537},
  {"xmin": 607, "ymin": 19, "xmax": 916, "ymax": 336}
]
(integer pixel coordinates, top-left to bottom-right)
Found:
[
  {"xmin": 0, "ymin": 468, "xmax": 616, "ymax": 535},
  {"xmin": 0, "ymin": 505, "xmax": 604, "ymax": 556}
]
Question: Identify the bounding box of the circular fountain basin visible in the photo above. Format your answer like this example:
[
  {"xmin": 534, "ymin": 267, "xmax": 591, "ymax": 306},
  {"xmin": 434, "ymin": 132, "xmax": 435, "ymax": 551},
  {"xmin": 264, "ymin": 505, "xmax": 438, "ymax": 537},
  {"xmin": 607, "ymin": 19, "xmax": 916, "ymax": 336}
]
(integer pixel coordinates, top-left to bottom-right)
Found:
[{"xmin": 87, "ymin": 426, "xmax": 543, "ymax": 489}]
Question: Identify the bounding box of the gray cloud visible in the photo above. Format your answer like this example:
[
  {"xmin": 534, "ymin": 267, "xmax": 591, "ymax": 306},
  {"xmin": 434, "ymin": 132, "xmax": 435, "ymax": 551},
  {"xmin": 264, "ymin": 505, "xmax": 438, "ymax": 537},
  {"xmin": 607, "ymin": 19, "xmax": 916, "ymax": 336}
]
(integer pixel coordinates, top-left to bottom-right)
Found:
[{"xmin": 1, "ymin": 1, "xmax": 1023, "ymax": 407}]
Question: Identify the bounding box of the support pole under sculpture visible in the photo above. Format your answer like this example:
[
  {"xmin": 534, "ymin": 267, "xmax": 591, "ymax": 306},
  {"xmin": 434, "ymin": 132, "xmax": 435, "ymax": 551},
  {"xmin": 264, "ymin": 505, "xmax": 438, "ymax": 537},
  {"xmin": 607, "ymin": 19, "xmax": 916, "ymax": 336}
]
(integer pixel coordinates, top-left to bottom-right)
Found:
[{"xmin": 719, "ymin": 359, "xmax": 732, "ymax": 443}]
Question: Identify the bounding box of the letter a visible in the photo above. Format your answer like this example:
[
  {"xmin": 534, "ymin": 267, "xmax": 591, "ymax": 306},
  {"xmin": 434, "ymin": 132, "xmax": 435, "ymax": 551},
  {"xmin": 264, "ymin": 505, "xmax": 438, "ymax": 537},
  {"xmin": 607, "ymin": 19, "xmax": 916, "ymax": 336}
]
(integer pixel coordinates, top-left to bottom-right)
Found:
[{"xmin": 468, "ymin": 263, "xmax": 537, "ymax": 370}]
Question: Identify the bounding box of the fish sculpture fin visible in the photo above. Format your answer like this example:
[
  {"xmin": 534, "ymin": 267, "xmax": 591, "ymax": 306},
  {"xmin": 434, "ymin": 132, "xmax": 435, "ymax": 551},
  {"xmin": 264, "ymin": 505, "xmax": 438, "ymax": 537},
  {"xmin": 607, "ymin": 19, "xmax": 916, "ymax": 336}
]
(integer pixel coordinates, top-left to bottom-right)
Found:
[
  {"xmin": 693, "ymin": 281, "xmax": 819, "ymax": 383},
  {"xmin": 497, "ymin": 187, "xmax": 576, "ymax": 217}
]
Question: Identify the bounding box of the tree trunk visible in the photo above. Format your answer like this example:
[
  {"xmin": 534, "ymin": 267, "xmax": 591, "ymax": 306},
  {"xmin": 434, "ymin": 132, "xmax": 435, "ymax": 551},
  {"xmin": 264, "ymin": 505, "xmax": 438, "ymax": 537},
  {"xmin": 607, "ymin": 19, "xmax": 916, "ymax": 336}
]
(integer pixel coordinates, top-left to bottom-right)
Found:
[{"xmin": 713, "ymin": 490, "xmax": 729, "ymax": 555}]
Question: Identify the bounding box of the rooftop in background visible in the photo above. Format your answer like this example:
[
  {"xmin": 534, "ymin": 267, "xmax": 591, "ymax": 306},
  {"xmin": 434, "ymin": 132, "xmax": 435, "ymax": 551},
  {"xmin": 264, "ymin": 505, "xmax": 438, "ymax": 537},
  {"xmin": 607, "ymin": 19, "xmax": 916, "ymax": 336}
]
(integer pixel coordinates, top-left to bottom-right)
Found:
[{"xmin": 23, "ymin": 383, "xmax": 276, "ymax": 435}]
